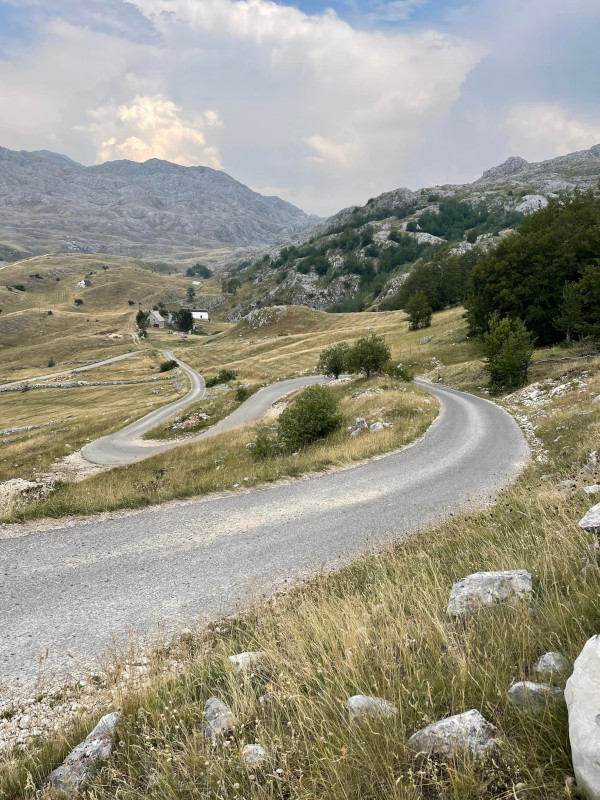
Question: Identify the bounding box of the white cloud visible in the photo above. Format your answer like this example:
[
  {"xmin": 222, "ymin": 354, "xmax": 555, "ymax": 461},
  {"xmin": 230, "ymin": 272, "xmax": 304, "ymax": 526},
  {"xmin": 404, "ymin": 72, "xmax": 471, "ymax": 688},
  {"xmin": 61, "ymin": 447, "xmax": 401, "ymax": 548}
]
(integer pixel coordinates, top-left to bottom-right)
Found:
[
  {"xmin": 367, "ymin": 0, "xmax": 428, "ymax": 23},
  {"xmin": 505, "ymin": 103, "xmax": 600, "ymax": 161},
  {"xmin": 90, "ymin": 94, "xmax": 223, "ymax": 168}
]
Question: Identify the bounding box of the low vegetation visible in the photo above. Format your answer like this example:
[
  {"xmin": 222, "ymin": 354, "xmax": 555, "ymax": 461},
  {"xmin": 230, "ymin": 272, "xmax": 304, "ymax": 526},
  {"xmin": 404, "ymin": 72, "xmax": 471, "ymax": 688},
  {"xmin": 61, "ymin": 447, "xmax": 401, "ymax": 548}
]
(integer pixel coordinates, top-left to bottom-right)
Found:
[
  {"xmin": 0, "ymin": 376, "xmax": 437, "ymax": 524},
  {"xmin": 3, "ymin": 358, "xmax": 600, "ymax": 800}
]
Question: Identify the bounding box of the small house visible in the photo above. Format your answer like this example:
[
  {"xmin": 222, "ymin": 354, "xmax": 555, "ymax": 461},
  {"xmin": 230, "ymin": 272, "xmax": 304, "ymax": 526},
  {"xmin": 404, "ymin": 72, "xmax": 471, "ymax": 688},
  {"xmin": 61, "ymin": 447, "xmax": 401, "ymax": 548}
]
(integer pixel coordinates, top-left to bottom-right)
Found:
[
  {"xmin": 148, "ymin": 310, "xmax": 165, "ymax": 329},
  {"xmin": 191, "ymin": 308, "xmax": 210, "ymax": 322},
  {"xmin": 77, "ymin": 279, "xmax": 92, "ymax": 288}
]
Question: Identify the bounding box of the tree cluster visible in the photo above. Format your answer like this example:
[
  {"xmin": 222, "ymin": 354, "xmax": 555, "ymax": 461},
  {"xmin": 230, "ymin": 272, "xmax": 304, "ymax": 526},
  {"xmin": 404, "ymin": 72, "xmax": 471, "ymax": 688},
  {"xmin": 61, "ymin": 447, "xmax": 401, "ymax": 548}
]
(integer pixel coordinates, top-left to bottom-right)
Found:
[
  {"xmin": 466, "ymin": 191, "xmax": 600, "ymax": 345},
  {"xmin": 317, "ymin": 334, "xmax": 392, "ymax": 379}
]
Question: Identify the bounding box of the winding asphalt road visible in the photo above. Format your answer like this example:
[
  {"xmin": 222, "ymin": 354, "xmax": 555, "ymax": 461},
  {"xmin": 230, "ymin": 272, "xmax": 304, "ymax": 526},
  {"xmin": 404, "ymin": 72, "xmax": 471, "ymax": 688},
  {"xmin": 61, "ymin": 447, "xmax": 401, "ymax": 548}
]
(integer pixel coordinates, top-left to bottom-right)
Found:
[
  {"xmin": 0, "ymin": 383, "xmax": 529, "ymax": 696},
  {"xmin": 81, "ymin": 352, "xmax": 327, "ymax": 466}
]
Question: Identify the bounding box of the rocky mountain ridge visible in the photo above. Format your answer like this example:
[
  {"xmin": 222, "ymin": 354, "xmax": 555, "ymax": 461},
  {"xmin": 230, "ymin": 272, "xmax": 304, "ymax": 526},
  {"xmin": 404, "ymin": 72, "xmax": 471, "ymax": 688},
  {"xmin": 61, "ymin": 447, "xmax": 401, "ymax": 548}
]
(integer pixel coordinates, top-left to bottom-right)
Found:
[{"xmin": 0, "ymin": 146, "xmax": 319, "ymax": 259}]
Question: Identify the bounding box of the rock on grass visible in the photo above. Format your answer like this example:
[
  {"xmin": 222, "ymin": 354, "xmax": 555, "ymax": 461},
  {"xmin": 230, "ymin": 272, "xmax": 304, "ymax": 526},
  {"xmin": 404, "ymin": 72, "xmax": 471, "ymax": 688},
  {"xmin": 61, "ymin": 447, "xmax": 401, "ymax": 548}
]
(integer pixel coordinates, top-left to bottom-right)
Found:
[
  {"xmin": 408, "ymin": 709, "xmax": 499, "ymax": 760},
  {"xmin": 447, "ymin": 570, "xmax": 532, "ymax": 617}
]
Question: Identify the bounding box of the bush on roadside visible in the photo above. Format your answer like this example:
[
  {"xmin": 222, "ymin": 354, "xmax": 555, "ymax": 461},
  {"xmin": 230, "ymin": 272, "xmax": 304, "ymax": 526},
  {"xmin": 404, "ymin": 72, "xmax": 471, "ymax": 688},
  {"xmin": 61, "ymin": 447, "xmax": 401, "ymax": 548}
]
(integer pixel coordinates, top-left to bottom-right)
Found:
[
  {"xmin": 205, "ymin": 369, "xmax": 238, "ymax": 387},
  {"xmin": 384, "ymin": 363, "xmax": 413, "ymax": 382},
  {"xmin": 235, "ymin": 385, "xmax": 250, "ymax": 402},
  {"xmin": 277, "ymin": 384, "xmax": 344, "ymax": 452},
  {"xmin": 159, "ymin": 360, "xmax": 178, "ymax": 372},
  {"xmin": 317, "ymin": 342, "xmax": 350, "ymax": 379},
  {"xmin": 346, "ymin": 333, "xmax": 391, "ymax": 378},
  {"xmin": 250, "ymin": 429, "xmax": 281, "ymax": 461}
]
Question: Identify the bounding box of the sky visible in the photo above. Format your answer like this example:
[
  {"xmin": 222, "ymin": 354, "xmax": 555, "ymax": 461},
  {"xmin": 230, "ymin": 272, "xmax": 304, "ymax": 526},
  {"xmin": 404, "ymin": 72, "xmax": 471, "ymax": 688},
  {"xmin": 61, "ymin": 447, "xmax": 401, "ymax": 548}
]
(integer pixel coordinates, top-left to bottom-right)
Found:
[{"xmin": 0, "ymin": 0, "xmax": 600, "ymax": 216}]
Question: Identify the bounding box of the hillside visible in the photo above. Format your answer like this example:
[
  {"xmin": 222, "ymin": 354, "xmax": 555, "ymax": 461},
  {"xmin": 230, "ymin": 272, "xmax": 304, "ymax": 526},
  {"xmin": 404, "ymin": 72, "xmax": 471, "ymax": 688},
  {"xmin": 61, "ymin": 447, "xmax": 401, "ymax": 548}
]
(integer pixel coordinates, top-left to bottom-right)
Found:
[
  {"xmin": 221, "ymin": 145, "xmax": 600, "ymax": 320},
  {"xmin": 0, "ymin": 147, "xmax": 319, "ymax": 259}
]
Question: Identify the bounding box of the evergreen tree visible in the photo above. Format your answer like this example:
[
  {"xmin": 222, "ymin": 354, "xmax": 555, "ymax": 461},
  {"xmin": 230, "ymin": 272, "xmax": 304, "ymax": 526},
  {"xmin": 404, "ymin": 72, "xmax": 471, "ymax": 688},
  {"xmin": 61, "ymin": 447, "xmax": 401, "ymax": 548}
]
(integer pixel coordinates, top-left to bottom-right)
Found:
[
  {"xmin": 483, "ymin": 315, "xmax": 533, "ymax": 393},
  {"xmin": 186, "ymin": 286, "xmax": 196, "ymax": 303},
  {"xmin": 172, "ymin": 309, "xmax": 194, "ymax": 331}
]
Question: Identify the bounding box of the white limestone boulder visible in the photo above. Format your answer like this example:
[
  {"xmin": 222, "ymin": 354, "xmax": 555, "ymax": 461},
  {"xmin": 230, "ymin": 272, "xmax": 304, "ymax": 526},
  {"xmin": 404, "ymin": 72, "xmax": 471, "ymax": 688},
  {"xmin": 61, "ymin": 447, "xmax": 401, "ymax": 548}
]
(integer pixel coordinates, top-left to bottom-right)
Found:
[
  {"xmin": 202, "ymin": 698, "xmax": 236, "ymax": 745},
  {"xmin": 228, "ymin": 651, "xmax": 265, "ymax": 673},
  {"xmin": 508, "ymin": 680, "xmax": 564, "ymax": 711},
  {"xmin": 447, "ymin": 570, "xmax": 532, "ymax": 617},
  {"xmin": 347, "ymin": 695, "xmax": 398, "ymax": 721},
  {"xmin": 565, "ymin": 635, "xmax": 600, "ymax": 799},
  {"xmin": 533, "ymin": 652, "xmax": 569, "ymax": 679},
  {"xmin": 408, "ymin": 709, "xmax": 499, "ymax": 760}
]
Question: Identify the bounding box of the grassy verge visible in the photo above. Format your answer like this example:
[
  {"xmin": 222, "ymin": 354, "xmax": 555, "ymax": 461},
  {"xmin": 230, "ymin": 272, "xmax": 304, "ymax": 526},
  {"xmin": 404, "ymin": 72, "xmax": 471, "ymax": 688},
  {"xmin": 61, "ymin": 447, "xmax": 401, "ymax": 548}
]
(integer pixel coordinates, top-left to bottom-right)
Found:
[
  {"xmin": 0, "ymin": 376, "xmax": 437, "ymax": 523},
  {"xmin": 2, "ymin": 362, "xmax": 600, "ymax": 798}
]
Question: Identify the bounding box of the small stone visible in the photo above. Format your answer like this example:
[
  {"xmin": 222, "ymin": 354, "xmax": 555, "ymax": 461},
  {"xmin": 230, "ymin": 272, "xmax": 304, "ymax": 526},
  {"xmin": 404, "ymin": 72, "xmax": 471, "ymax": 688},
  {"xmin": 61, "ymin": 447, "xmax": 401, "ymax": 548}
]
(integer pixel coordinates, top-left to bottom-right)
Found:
[
  {"xmin": 533, "ymin": 652, "xmax": 569, "ymax": 678},
  {"xmin": 558, "ymin": 480, "xmax": 576, "ymax": 489},
  {"xmin": 447, "ymin": 570, "xmax": 532, "ymax": 617},
  {"xmin": 593, "ymin": 396, "xmax": 600, "ymax": 405},
  {"xmin": 202, "ymin": 698, "xmax": 235, "ymax": 745},
  {"xmin": 18, "ymin": 715, "xmax": 31, "ymax": 730},
  {"xmin": 408, "ymin": 709, "xmax": 499, "ymax": 760},
  {"xmin": 347, "ymin": 695, "xmax": 398, "ymax": 721},
  {"xmin": 580, "ymin": 504, "xmax": 600, "ymax": 534},
  {"xmin": 585, "ymin": 485, "xmax": 600, "ymax": 496},
  {"xmin": 419, "ymin": 336, "xmax": 433, "ymax": 345},
  {"xmin": 240, "ymin": 744, "xmax": 268, "ymax": 766},
  {"xmin": 508, "ymin": 680, "xmax": 564, "ymax": 711},
  {"xmin": 228, "ymin": 652, "xmax": 265, "ymax": 673},
  {"xmin": 354, "ymin": 418, "xmax": 367, "ymax": 430},
  {"xmin": 369, "ymin": 422, "xmax": 385, "ymax": 433}
]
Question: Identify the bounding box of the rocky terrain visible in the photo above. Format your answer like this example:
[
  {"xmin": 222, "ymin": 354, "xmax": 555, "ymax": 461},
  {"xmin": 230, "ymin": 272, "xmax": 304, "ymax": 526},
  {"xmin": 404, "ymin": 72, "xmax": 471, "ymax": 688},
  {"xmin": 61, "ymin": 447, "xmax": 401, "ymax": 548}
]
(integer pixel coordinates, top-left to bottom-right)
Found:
[
  {"xmin": 0, "ymin": 147, "xmax": 319, "ymax": 258},
  {"xmin": 219, "ymin": 144, "xmax": 600, "ymax": 318}
]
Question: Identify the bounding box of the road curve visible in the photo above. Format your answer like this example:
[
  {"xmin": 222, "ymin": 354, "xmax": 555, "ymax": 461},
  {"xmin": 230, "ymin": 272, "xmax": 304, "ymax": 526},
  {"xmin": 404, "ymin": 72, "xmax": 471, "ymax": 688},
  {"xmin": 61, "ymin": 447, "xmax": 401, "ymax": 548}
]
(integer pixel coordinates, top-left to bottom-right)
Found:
[
  {"xmin": 0, "ymin": 383, "xmax": 528, "ymax": 696},
  {"xmin": 81, "ymin": 354, "xmax": 326, "ymax": 465},
  {"xmin": 1, "ymin": 351, "xmax": 142, "ymax": 387}
]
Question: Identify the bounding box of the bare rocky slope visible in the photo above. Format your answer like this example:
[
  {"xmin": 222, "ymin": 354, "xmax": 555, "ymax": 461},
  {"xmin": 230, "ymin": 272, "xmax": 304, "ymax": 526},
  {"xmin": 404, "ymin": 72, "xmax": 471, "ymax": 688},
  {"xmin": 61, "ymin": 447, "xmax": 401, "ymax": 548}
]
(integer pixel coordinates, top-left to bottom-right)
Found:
[{"xmin": 0, "ymin": 147, "xmax": 319, "ymax": 259}]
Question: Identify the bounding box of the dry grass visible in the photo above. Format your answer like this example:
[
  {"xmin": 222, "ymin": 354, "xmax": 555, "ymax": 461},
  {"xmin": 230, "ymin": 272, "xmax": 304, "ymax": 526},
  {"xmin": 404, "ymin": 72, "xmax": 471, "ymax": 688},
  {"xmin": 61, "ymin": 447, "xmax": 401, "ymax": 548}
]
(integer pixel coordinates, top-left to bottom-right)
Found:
[
  {"xmin": 2, "ymin": 362, "xmax": 600, "ymax": 799},
  {"xmin": 2, "ymin": 376, "xmax": 436, "ymax": 523}
]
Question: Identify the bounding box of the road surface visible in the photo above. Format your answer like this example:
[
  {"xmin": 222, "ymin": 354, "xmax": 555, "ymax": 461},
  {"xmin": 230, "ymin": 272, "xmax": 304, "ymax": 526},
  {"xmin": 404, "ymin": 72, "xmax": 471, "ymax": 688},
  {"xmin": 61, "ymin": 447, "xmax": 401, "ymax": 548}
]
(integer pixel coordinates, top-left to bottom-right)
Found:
[
  {"xmin": 0, "ymin": 383, "xmax": 528, "ymax": 696},
  {"xmin": 1, "ymin": 351, "xmax": 142, "ymax": 387},
  {"xmin": 81, "ymin": 354, "xmax": 326, "ymax": 465}
]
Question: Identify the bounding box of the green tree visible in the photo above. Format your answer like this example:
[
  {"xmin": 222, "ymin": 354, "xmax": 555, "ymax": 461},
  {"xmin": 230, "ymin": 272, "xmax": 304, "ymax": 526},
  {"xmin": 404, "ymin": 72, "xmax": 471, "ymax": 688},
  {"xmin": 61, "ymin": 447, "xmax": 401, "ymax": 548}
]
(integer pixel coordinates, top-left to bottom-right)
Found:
[
  {"xmin": 277, "ymin": 385, "xmax": 344, "ymax": 452},
  {"xmin": 405, "ymin": 291, "xmax": 433, "ymax": 330},
  {"xmin": 186, "ymin": 286, "xmax": 196, "ymax": 303},
  {"xmin": 222, "ymin": 278, "xmax": 241, "ymax": 296},
  {"xmin": 317, "ymin": 342, "xmax": 350, "ymax": 379},
  {"xmin": 172, "ymin": 309, "xmax": 194, "ymax": 331},
  {"xmin": 466, "ymin": 191, "xmax": 600, "ymax": 345},
  {"xmin": 483, "ymin": 315, "xmax": 534, "ymax": 393},
  {"xmin": 345, "ymin": 334, "xmax": 391, "ymax": 378},
  {"xmin": 136, "ymin": 309, "xmax": 149, "ymax": 338},
  {"xmin": 557, "ymin": 281, "xmax": 584, "ymax": 345},
  {"xmin": 186, "ymin": 263, "xmax": 212, "ymax": 278}
]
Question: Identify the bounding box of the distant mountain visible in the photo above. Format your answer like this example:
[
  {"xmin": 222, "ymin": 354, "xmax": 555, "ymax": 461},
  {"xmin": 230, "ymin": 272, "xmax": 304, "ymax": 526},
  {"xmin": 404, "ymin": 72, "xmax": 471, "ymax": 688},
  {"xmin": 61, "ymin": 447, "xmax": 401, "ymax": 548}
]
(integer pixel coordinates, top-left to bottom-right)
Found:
[
  {"xmin": 0, "ymin": 147, "xmax": 319, "ymax": 258},
  {"xmin": 218, "ymin": 144, "xmax": 600, "ymax": 319}
]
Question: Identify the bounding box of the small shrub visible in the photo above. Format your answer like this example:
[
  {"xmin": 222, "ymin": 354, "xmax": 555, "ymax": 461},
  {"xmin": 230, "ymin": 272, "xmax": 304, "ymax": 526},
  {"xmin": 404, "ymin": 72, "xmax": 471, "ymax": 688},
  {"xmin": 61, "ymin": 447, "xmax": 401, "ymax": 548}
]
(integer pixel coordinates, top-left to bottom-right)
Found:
[
  {"xmin": 206, "ymin": 369, "xmax": 238, "ymax": 387},
  {"xmin": 74, "ymin": 298, "xmax": 84, "ymax": 306},
  {"xmin": 384, "ymin": 363, "xmax": 413, "ymax": 382},
  {"xmin": 235, "ymin": 385, "xmax": 250, "ymax": 402},
  {"xmin": 47, "ymin": 310, "xmax": 52, "ymax": 315},
  {"xmin": 405, "ymin": 290, "xmax": 433, "ymax": 330},
  {"xmin": 159, "ymin": 360, "xmax": 178, "ymax": 372},
  {"xmin": 278, "ymin": 385, "xmax": 344, "ymax": 452},
  {"xmin": 250, "ymin": 429, "xmax": 281, "ymax": 461},
  {"xmin": 47, "ymin": 357, "xmax": 55, "ymax": 368},
  {"xmin": 128, "ymin": 300, "xmax": 135, "ymax": 306},
  {"xmin": 13, "ymin": 284, "xmax": 25, "ymax": 291}
]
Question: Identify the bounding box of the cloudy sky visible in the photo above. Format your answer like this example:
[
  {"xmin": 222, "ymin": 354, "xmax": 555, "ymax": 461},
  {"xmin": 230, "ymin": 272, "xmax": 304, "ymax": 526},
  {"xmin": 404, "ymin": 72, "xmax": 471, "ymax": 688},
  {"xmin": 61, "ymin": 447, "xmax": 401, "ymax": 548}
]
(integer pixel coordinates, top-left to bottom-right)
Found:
[{"xmin": 0, "ymin": 0, "xmax": 599, "ymax": 215}]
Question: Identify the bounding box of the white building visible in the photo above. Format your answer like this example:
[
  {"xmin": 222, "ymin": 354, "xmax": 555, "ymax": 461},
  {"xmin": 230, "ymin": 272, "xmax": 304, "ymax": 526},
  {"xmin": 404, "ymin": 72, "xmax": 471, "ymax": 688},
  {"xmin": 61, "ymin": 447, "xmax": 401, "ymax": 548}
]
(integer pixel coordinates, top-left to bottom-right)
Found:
[
  {"xmin": 77, "ymin": 279, "xmax": 92, "ymax": 288},
  {"xmin": 148, "ymin": 310, "xmax": 165, "ymax": 329},
  {"xmin": 191, "ymin": 308, "xmax": 210, "ymax": 322}
]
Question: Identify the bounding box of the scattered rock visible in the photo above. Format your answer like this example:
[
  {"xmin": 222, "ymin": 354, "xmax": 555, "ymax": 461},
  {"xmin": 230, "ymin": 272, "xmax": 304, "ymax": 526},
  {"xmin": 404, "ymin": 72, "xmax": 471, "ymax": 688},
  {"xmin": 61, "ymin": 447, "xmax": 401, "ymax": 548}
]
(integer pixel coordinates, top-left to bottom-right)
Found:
[
  {"xmin": 508, "ymin": 681, "xmax": 564, "ymax": 710},
  {"xmin": 349, "ymin": 417, "xmax": 368, "ymax": 437},
  {"xmin": 408, "ymin": 709, "xmax": 499, "ymax": 760},
  {"xmin": 240, "ymin": 744, "xmax": 268, "ymax": 766},
  {"xmin": 566, "ymin": 635, "xmax": 600, "ymax": 799},
  {"xmin": 228, "ymin": 651, "xmax": 265, "ymax": 673},
  {"xmin": 369, "ymin": 422, "xmax": 385, "ymax": 433},
  {"xmin": 47, "ymin": 712, "xmax": 121, "ymax": 798},
  {"xmin": 202, "ymin": 698, "xmax": 235, "ymax": 744},
  {"xmin": 447, "ymin": 570, "xmax": 532, "ymax": 617},
  {"xmin": 347, "ymin": 694, "xmax": 398, "ymax": 721},
  {"xmin": 558, "ymin": 480, "xmax": 577, "ymax": 489},
  {"xmin": 579, "ymin": 504, "xmax": 600, "ymax": 535},
  {"xmin": 419, "ymin": 336, "xmax": 433, "ymax": 345},
  {"xmin": 588, "ymin": 451, "xmax": 599, "ymax": 471},
  {"xmin": 0, "ymin": 478, "xmax": 50, "ymax": 508},
  {"xmin": 585, "ymin": 485, "xmax": 600, "ymax": 496},
  {"xmin": 593, "ymin": 395, "xmax": 600, "ymax": 405},
  {"xmin": 533, "ymin": 652, "xmax": 569, "ymax": 678}
]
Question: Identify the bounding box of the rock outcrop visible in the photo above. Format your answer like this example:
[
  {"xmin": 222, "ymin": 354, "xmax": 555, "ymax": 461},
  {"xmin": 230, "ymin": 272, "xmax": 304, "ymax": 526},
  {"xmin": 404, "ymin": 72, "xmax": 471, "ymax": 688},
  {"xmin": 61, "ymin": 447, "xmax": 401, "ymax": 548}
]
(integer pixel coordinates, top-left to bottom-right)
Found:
[{"xmin": 408, "ymin": 710, "xmax": 499, "ymax": 760}]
